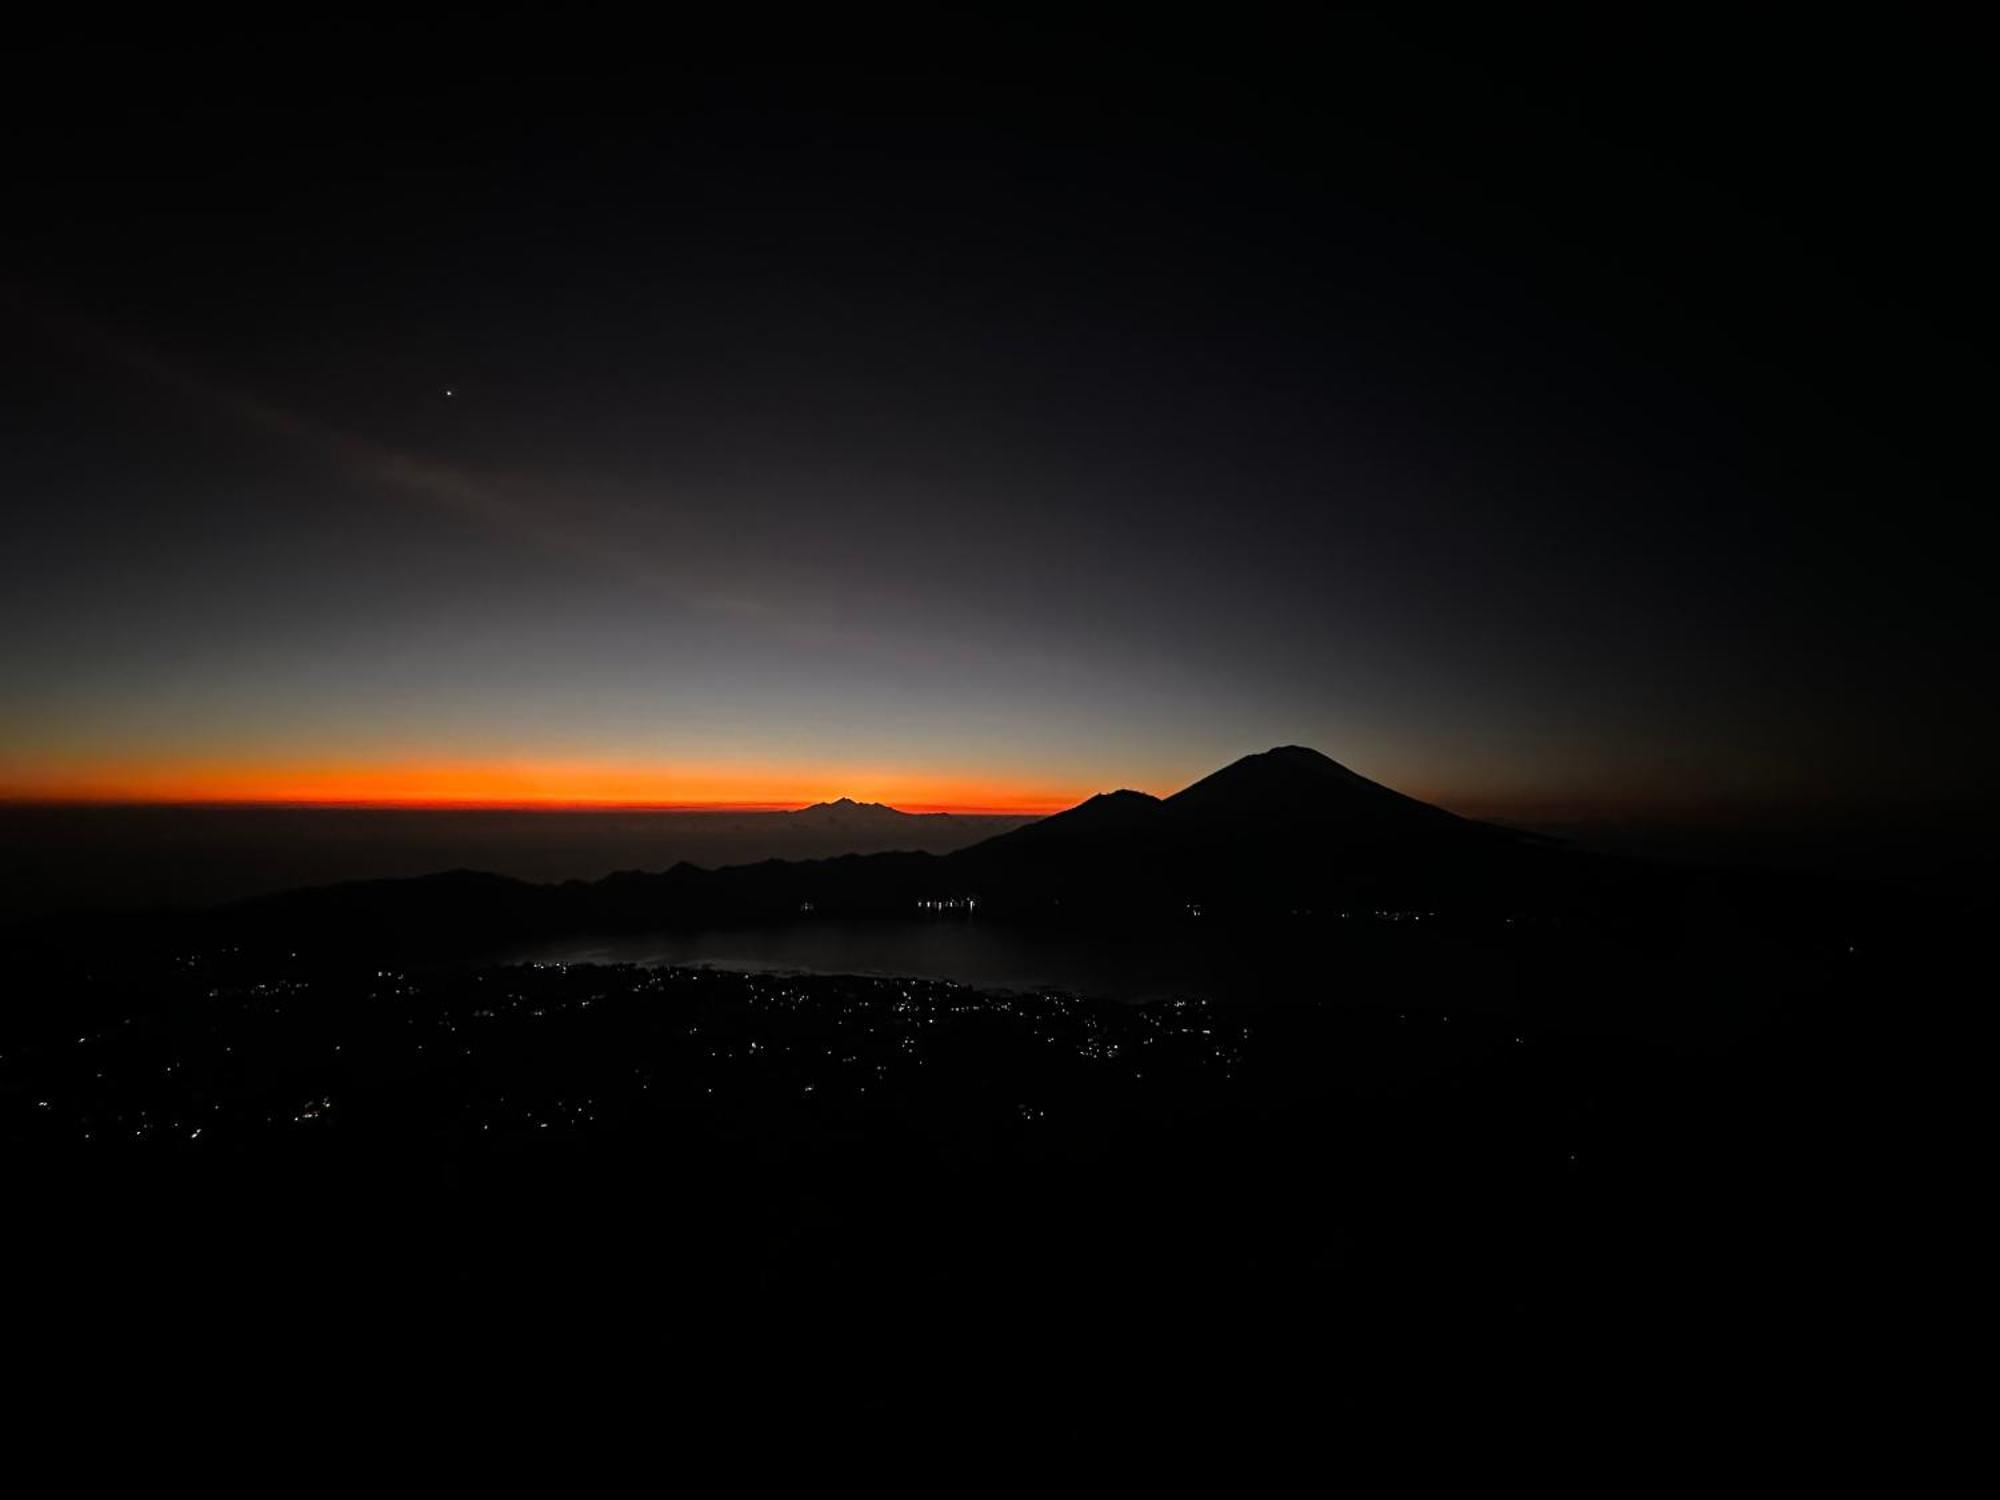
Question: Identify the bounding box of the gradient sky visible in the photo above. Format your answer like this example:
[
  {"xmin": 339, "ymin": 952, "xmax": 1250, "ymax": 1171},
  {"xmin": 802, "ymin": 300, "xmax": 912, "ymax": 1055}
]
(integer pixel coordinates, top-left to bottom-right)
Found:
[{"xmin": 0, "ymin": 14, "xmax": 1984, "ymax": 821}]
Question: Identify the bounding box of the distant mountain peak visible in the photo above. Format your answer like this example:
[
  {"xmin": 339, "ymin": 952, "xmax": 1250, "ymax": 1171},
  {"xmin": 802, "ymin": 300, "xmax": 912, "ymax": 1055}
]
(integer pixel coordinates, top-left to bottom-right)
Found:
[
  {"xmin": 1262, "ymin": 744, "xmax": 1340, "ymax": 764},
  {"xmin": 1164, "ymin": 745, "xmax": 1469, "ymax": 828},
  {"xmin": 977, "ymin": 787, "xmax": 1162, "ymax": 847},
  {"xmin": 798, "ymin": 797, "xmax": 899, "ymax": 816},
  {"xmin": 1230, "ymin": 745, "xmax": 1355, "ymax": 774}
]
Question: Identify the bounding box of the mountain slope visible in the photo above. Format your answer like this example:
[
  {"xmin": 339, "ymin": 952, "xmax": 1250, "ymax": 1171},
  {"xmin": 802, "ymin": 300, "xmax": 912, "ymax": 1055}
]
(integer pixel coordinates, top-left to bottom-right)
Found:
[
  {"xmin": 1164, "ymin": 745, "xmax": 1483, "ymax": 832},
  {"xmin": 970, "ymin": 789, "xmax": 1164, "ymax": 845},
  {"xmin": 935, "ymin": 748, "xmax": 1530, "ymax": 913}
]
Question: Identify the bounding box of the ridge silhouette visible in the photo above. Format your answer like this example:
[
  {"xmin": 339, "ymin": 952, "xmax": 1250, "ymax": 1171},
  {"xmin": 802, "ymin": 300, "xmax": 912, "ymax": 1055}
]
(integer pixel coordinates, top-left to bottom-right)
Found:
[{"xmin": 214, "ymin": 748, "xmax": 1601, "ymax": 950}]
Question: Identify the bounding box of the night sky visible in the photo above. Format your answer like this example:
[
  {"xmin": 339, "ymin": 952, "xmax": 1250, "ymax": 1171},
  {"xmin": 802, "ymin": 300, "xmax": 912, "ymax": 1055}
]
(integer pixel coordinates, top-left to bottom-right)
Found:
[{"xmin": 1, "ymin": 13, "xmax": 1982, "ymax": 821}]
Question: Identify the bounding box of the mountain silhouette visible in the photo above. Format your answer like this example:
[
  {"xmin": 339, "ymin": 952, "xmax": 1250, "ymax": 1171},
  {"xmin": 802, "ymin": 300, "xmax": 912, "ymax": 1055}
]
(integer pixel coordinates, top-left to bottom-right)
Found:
[
  {"xmin": 1164, "ymin": 745, "xmax": 1483, "ymax": 832},
  {"xmin": 933, "ymin": 746, "xmax": 1526, "ymax": 915},
  {"xmin": 210, "ymin": 747, "xmax": 1590, "ymax": 949},
  {"xmin": 791, "ymin": 797, "xmax": 1013, "ymax": 829},
  {"xmin": 797, "ymin": 797, "xmax": 892, "ymax": 816},
  {"xmin": 978, "ymin": 789, "xmax": 1164, "ymax": 843}
]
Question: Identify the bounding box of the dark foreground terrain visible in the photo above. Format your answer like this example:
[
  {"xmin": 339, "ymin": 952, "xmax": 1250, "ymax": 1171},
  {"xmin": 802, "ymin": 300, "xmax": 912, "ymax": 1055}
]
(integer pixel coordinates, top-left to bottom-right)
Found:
[
  {"xmin": 0, "ymin": 801, "xmax": 1035, "ymax": 917},
  {"xmin": 5, "ymin": 909, "xmax": 1887, "ymax": 1437}
]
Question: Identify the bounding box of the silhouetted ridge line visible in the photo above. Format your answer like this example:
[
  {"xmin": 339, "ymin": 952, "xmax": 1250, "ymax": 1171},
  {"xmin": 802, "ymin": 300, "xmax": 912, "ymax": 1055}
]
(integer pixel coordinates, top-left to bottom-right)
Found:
[
  {"xmin": 193, "ymin": 747, "xmax": 1584, "ymax": 949},
  {"xmin": 979, "ymin": 789, "xmax": 1164, "ymax": 843}
]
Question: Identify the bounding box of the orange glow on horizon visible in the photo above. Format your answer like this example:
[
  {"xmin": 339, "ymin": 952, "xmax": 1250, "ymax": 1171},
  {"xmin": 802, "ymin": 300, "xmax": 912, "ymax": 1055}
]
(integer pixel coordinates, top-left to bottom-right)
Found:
[{"xmin": 0, "ymin": 758, "xmax": 1091, "ymax": 816}]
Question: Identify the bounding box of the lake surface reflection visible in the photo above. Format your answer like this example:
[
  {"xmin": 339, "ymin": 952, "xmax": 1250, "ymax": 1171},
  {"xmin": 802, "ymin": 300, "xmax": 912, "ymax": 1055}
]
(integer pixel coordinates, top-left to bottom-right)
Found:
[{"xmin": 506, "ymin": 916, "xmax": 1445, "ymax": 1006}]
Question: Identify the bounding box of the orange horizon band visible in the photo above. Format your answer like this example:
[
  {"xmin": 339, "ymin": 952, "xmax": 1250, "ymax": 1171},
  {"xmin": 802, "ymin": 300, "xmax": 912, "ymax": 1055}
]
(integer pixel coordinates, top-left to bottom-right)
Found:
[
  {"xmin": 0, "ymin": 795, "xmax": 1065, "ymax": 815},
  {"xmin": 0, "ymin": 760, "xmax": 1091, "ymax": 816}
]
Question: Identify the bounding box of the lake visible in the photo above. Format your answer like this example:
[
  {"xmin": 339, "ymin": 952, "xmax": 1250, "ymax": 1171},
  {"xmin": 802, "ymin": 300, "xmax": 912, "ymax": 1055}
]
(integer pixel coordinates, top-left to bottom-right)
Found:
[{"xmin": 507, "ymin": 914, "xmax": 1499, "ymax": 1007}]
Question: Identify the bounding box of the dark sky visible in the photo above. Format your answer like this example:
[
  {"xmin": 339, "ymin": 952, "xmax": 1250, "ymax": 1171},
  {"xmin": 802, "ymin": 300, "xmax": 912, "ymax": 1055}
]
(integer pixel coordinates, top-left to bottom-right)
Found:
[{"xmin": 1, "ymin": 11, "xmax": 1984, "ymax": 819}]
